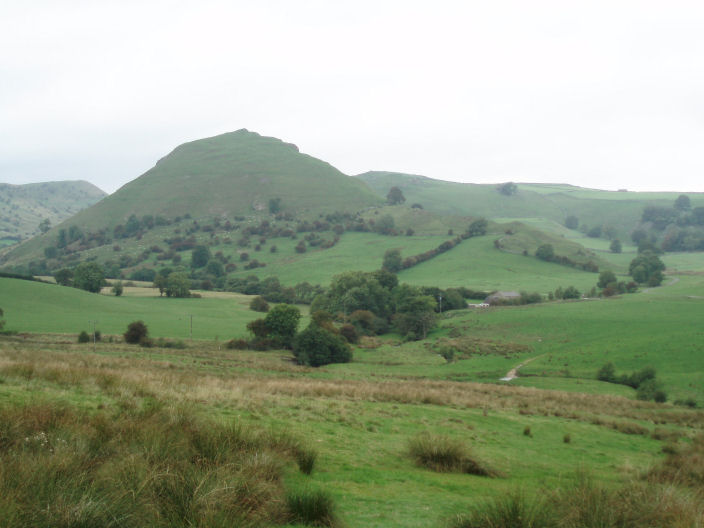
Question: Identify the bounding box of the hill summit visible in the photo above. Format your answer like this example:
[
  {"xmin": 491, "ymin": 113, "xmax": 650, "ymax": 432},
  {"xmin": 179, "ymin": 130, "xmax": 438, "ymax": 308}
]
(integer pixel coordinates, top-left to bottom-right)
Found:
[{"xmin": 64, "ymin": 129, "xmax": 381, "ymax": 231}]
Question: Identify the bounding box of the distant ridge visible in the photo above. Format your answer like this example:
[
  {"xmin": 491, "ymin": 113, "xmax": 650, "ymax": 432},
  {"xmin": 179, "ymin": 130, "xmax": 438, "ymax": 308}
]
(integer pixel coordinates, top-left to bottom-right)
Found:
[{"xmin": 0, "ymin": 180, "xmax": 106, "ymax": 246}]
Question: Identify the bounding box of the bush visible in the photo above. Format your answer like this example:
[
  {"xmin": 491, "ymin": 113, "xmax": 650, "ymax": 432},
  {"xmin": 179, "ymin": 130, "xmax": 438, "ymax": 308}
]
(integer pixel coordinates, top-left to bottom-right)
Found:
[
  {"xmin": 286, "ymin": 488, "xmax": 339, "ymax": 527},
  {"xmin": 339, "ymin": 324, "xmax": 359, "ymax": 344},
  {"xmin": 124, "ymin": 321, "xmax": 148, "ymax": 344},
  {"xmin": 264, "ymin": 304, "xmax": 301, "ymax": 349},
  {"xmin": 77, "ymin": 330, "xmax": 90, "ymax": 343},
  {"xmin": 293, "ymin": 325, "xmax": 352, "ymax": 367},
  {"xmin": 249, "ymin": 296, "xmax": 270, "ymax": 312},
  {"xmin": 226, "ymin": 338, "xmax": 249, "ymax": 350},
  {"xmin": 407, "ymin": 433, "xmax": 496, "ymax": 476},
  {"xmin": 112, "ymin": 281, "xmax": 124, "ymax": 296}
]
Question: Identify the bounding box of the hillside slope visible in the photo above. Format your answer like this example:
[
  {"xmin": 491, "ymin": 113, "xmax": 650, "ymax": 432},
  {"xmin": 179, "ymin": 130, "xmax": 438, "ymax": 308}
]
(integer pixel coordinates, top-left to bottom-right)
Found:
[
  {"xmin": 68, "ymin": 129, "xmax": 380, "ymax": 229},
  {"xmin": 0, "ymin": 181, "xmax": 105, "ymax": 247},
  {"xmin": 357, "ymin": 171, "xmax": 704, "ymax": 239},
  {"xmin": 3, "ymin": 130, "xmax": 382, "ymax": 263}
]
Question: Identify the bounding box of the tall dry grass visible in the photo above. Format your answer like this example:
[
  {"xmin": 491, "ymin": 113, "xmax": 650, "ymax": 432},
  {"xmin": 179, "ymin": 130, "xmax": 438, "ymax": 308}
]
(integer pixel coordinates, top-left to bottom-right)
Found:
[{"xmin": 0, "ymin": 401, "xmax": 318, "ymax": 528}]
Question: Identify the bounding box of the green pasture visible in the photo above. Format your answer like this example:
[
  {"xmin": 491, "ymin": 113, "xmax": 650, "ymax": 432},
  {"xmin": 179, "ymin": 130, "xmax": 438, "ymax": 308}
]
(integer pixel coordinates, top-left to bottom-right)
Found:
[
  {"xmin": 0, "ymin": 335, "xmax": 675, "ymax": 528},
  {"xmin": 0, "ymin": 277, "xmax": 262, "ymax": 340},
  {"xmin": 436, "ymin": 275, "xmax": 704, "ymax": 404},
  {"xmin": 398, "ymin": 236, "xmax": 602, "ymax": 292}
]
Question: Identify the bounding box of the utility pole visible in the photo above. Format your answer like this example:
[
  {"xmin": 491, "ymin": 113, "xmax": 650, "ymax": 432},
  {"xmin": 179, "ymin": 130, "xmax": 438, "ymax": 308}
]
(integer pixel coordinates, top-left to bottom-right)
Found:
[
  {"xmin": 90, "ymin": 320, "xmax": 98, "ymax": 353},
  {"xmin": 186, "ymin": 314, "xmax": 192, "ymax": 340},
  {"xmin": 438, "ymin": 294, "xmax": 443, "ymax": 314}
]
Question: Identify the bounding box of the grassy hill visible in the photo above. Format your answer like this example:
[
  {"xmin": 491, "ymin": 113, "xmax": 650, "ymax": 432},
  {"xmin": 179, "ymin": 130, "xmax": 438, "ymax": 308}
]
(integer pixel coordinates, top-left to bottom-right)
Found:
[
  {"xmin": 3, "ymin": 129, "xmax": 382, "ymax": 264},
  {"xmin": 357, "ymin": 171, "xmax": 704, "ymax": 241},
  {"xmin": 0, "ymin": 181, "xmax": 105, "ymax": 247}
]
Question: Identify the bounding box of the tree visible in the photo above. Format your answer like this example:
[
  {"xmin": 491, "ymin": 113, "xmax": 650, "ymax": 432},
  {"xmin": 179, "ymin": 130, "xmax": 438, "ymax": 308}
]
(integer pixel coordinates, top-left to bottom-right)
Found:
[
  {"xmin": 293, "ymin": 324, "xmax": 352, "ymax": 367},
  {"xmin": 596, "ymin": 362, "xmax": 616, "ymax": 382},
  {"xmin": 394, "ymin": 294, "xmax": 437, "ymax": 339},
  {"xmin": 562, "ymin": 286, "xmax": 580, "ymax": 299},
  {"xmin": 73, "ymin": 262, "xmax": 105, "ymax": 293},
  {"xmin": 264, "ymin": 304, "xmax": 301, "ymax": 349},
  {"xmin": 587, "ymin": 225, "xmax": 602, "ymax": 238},
  {"xmin": 112, "ymin": 281, "xmax": 124, "ymax": 296},
  {"xmin": 382, "ymin": 249, "xmax": 402, "ymax": 272},
  {"xmin": 54, "ymin": 268, "xmax": 74, "ymax": 286},
  {"xmin": 497, "ymin": 182, "xmax": 518, "ymax": 196},
  {"xmin": 191, "ymin": 245, "xmax": 211, "ymax": 269},
  {"xmin": 38, "ymin": 218, "xmax": 51, "ymax": 234},
  {"xmin": 386, "ymin": 186, "xmax": 405, "ymax": 205},
  {"xmin": 374, "ymin": 215, "xmax": 395, "ymax": 235},
  {"xmin": 165, "ymin": 272, "xmax": 191, "ymax": 298},
  {"xmin": 249, "ymin": 296, "xmax": 270, "ymax": 312},
  {"xmin": 609, "ymin": 239, "xmax": 622, "ymax": 254},
  {"xmin": 205, "ymin": 259, "xmax": 224, "ymax": 277},
  {"xmin": 467, "ymin": 218, "xmax": 488, "ymax": 237},
  {"xmin": 269, "ymin": 197, "xmax": 282, "ymax": 214},
  {"xmin": 629, "ymin": 251, "xmax": 665, "ymax": 285},
  {"xmin": 564, "ymin": 216, "xmax": 579, "ymax": 230},
  {"xmin": 535, "ymin": 244, "xmax": 555, "ymax": 261},
  {"xmin": 124, "ymin": 321, "xmax": 148, "ymax": 344},
  {"xmin": 631, "ymin": 228, "xmax": 648, "ymax": 245},
  {"xmin": 674, "ymin": 194, "xmax": 691, "ymax": 211},
  {"xmin": 153, "ymin": 273, "xmax": 168, "ymax": 296},
  {"xmin": 597, "ymin": 270, "xmax": 617, "ymax": 289}
]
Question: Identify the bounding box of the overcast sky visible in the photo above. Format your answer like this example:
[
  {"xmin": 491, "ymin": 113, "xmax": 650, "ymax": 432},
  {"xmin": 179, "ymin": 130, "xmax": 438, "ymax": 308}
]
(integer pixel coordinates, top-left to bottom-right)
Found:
[{"xmin": 1, "ymin": 1, "xmax": 703, "ymax": 194}]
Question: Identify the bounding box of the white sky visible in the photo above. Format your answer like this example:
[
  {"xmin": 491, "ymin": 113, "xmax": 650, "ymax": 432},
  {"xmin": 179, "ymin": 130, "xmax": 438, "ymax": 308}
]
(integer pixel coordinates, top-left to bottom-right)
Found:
[{"xmin": 1, "ymin": 0, "xmax": 703, "ymax": 194}]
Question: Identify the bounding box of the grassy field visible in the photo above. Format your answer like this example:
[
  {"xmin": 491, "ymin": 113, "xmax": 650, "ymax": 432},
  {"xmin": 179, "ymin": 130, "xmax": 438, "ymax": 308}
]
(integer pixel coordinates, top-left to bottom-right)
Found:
[
  {"xmin": 398, "ymin": 235, "xmax": 603, "ymax": 292},
  {"xmin": 1, "ymin": 266, "xmax": 704, "ymax": 526},
  {"xmin": 0, "ymin": 277, "xmax": 265, "ymax": 340},
  {"xmin": 1, "ymin": 333, "xmax": 701, "ymax": 527}
]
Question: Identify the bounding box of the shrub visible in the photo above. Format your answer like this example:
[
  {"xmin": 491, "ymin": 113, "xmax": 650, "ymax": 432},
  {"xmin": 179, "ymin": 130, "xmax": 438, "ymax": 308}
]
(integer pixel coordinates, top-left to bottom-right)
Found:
[
  {"xmin": 597, "ymin": 362, "xmax": 616, "ymax": 382},
  {"xmin": 264, "ymin": 304, "xmax": 301, "ymax": 349},
  {"xmin": 139, "ymin": 336, "xmax": 154, "ymax": 348},
  {"xmin": 286, "ymin": 488, "xmax": 339, "ymax": 527},
  {"xmin": 407, "ymin": 433, "xmax": 496, "ymax": 476},
  {"xmin": 563, "ymin": 434, "xmax": 571, "ymax": 444},
  {"xmin": 523, "ymin": 426, "xmax": 532, "ymax": 437},
  {"xmin": 226, "ymin": 338, "xmax": 249, "ymax": 350},
  {"xmin": 154, "ymin": 338, "xmax": 186, "ymax": 349},
  {"xmin": 124, "ymin": 321, "xmax": 148, "ymax": 344},
  {"xmin": 112, "ymin": 281, "xmax": 124, "ymax": 296},
  {"xmin": 249, "ymin": 296, "xmax": 270, "ymax": 312},
  {"xmin": 293, "ymin": 325, "xmax": 352, "ymax": 367},
  {"xmin": 77, "ymin": 330, "xmax": 90, "ymax": 343},
  {"xmin": 339, "ymin": 324, "xmax": 359, "ymax": 344}
]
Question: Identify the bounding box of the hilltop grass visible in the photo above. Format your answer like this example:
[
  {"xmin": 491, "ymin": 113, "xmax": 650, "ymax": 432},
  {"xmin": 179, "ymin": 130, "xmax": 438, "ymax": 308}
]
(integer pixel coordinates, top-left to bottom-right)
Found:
[{"xmin": 358, "ymin": 172, "xmax": 704, "ymax": 241}]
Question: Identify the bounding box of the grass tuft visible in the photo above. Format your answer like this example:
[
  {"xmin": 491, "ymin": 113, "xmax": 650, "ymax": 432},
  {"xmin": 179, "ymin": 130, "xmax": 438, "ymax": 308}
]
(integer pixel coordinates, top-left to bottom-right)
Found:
[
  {"xmin": 407, "ymin": 433, "xmax": 497, "ymax": 476},
  {"xmin": 0, "ymin": 401, "xmax": 313, "ymax": 527},
  {"xmin": 286, "ymin": 487, "xmax": 339, "ymax": 527}
]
